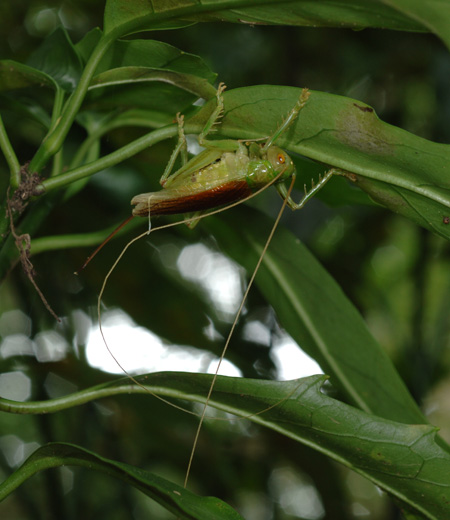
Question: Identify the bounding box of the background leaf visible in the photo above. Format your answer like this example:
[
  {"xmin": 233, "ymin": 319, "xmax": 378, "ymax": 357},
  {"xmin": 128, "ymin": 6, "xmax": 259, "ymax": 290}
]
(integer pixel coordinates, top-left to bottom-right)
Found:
[
  {"xmin": 26, "ymin": 27, "xmax": 82, "ymax": 91},
  {"xmin": 103, "ymin": 0, "xmax": 427, "ymax": 37}
]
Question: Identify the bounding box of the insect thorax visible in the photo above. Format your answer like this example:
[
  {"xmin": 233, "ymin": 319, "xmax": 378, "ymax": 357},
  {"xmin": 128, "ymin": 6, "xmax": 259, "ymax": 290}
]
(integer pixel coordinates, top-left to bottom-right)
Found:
[
  {"xmin": 246, "ymin": 160, "xmax": 276, "ymax": 188},
  {"xmin": 194, "ymin": 150, "xmax": 250, "ymax": 185}
]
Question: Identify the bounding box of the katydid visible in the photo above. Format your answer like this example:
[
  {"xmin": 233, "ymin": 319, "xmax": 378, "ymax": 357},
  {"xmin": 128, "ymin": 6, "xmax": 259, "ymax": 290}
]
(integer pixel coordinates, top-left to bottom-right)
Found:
[
  {"xmin": 95, "ymin": 83, "xmax": 341, "ymax": 489},
  {"xmin": 131, "ymin": 84, "xmax": 328, "ymax": 220},
  {"xmin": 81, "ymin": 84, "xmax": 335, "ymax": 269}
]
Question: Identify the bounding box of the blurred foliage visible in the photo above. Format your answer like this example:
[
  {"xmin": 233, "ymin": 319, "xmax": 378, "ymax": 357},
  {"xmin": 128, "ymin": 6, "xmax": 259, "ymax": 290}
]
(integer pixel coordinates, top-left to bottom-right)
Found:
[{"xmin": 0, "ymin": 2, "xmax": 449, "ymax": 520}]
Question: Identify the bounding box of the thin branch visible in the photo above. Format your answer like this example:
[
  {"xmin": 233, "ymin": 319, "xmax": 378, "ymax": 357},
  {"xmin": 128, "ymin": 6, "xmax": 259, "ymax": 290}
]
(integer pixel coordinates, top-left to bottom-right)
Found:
[{"xmin": 0, "ymin": 113, "xmax": 21, "ymax": 188}]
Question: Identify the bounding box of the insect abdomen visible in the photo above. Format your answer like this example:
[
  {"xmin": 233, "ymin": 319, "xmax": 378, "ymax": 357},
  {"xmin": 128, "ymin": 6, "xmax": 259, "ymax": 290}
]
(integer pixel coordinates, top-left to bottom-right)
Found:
[{"xmin": 132, "ymin": 180, "xmax": 252, "ymax": 216}]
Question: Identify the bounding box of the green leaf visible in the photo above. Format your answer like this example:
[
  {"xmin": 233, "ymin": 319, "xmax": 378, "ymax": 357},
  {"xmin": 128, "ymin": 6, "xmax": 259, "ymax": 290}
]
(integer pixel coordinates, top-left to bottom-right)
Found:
[
  {"xmin": 26, "ymin": 27, "xmax": 83, "ymax": 91},
  {"xmin": 103, "ymin": 0, "xmax": 427, "ymax": 38},
  {"xmin": 0, "ymin": 93, "xmax": 52, "ymax": 129},
  {"xmin": 2, "ymin": 374, "xmax": 448, "ymax": 518},
  {"xmin": 0, "ymin": 442, "xmax": 244, "ymax": 520},
  {"xmin": 0, "ymin": 60, "xmax": 57, "ymax": 93},
  {"xmin": 381, "ymin": 0, "xmax": 450, "ymax": 52},
  {"xmin": 75, "ymin": 27, "xmax": 104, "ymax": 65},
  {"xmin": 160, "ymin": 372, "xmax": 448, "ymax": 520},
  {"xmin": 94, "ymin": 38, "xmax": 216, "ymax": 80},
  {"xmin": 83, "ymin": 39, "xmax": 216, "ymax": 116},
  {"xmin": 185, "ymin": 86, "xmax": 450, "ymax": 241},
  {"xmin": 90, "ymin": 66, "xmax": 216, "ymax": 99},
  {"xmin": 205, "ymin": 207, "xmax": 426, "ymax": 425}
]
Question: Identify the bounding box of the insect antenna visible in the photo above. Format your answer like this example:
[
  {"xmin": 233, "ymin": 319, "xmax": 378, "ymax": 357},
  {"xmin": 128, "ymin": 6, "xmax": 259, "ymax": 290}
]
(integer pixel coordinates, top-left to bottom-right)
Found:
[
  {"xmin": 183, "ymin": 173, "xmax": 298, "ymax": 488},
  {"xmin": 96, "ymin": 170, "xmax": 292, "ymax": 418},
  {"xmin": 96, "ymin": 166, "xmax": 337, "ymax": 487},
  {"xmin": 75, "ymin": 215, "xmax": 135, "ymax": 273}
]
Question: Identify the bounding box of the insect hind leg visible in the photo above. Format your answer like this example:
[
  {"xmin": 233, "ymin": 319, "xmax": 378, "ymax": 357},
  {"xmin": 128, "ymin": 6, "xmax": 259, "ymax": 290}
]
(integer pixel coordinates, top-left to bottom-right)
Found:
[{"xmin": 275, "ymin": 167, "xmax": 343, "ymax": 210}]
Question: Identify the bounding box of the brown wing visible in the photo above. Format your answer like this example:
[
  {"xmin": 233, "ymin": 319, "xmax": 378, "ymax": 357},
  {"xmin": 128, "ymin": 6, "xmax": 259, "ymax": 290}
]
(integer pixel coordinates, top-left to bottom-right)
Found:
[{"xmin": 132, "ymin": 180, "xmax": 252, "ymax": 217}]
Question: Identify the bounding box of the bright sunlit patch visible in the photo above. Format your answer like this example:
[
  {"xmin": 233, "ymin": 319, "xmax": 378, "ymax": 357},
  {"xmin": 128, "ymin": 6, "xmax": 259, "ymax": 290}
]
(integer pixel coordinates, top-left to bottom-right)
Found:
[
  {"xmin": 270, "ymin": 466, "xmax": 325, "ymax": 519},
  {"xmin": 0, "ymin": 372, "xmax": 31, "ymax": 401},
  {"xmin": 0, "ymin": 334, "xmax": 34, "ymax": 359},
  {"xmin": 205, "ymin": 357, "xmax": 242, "ymax": 377},
  {"xmin": 271, "ymin": 333, "xmax": 323, "ymax": 380},
  {"xmin": 0, "ymin": 309, "xmax": 31, "ymax": 337},
  {"xmin": 177, "ymin": 243, "xmax": 244, "ymax": 319},
  {"xmin": 86, "ymin": 309, "xmax": 165, "ymax": 374},
  {"xmin": 34, "ymin": 330, "xmax": 69, "ymax": 362},
  {"xmin": 86, "ymin": 309, "xmax": 242, "ymax": 377},
  {"xmin": 0, "ymin": 435, "xmax": 40, "ymax": 468}
]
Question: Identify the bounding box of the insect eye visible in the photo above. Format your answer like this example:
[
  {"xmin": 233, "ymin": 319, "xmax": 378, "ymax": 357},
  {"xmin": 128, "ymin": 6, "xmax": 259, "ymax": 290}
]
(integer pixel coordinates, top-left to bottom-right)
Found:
[{"xmin": 277, "ymin": 153, "xmax": 285, "ymax": 164}]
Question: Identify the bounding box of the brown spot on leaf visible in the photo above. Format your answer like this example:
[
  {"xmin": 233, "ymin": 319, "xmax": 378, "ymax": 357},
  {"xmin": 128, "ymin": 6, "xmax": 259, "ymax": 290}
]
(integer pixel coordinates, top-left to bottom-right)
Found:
[
  {"xmin": 337, "ymin": 103, "xmax": 396, "ymax": 156},
  {"xmin": 353, "ymin": 103, "xmax": 373, "ymax": 113}
]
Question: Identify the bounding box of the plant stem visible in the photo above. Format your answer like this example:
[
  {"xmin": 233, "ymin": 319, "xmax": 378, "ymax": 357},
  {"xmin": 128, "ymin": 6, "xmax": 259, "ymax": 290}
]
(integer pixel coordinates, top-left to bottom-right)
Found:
[
  {"xmin": 48, "ymin": 87, "xmax": 65, "ymax": 132},
  {"xmin": 36, "ymin": 125, "xmax": 177, "ymax": 194},
  {"xmin": 0, "ymin": 113, "xmax": 21, "ymax": 188},
  {"xmin": 29, "ymin": 34, "xmax": 115, "ymax": 173},
  {"xmin": 69, "ymin": 115, "xmax": 167, "ymax": 171},
  {"xmin": 29, "ymin": 219, "xmax": 141, "ymax": 256}
]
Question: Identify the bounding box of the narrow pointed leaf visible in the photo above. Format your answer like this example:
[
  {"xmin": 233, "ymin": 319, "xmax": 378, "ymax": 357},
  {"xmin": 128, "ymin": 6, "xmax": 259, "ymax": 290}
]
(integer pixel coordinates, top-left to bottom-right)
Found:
[{"xmin": 0, "ymin": 442, "xmax": 244, "ymax": 519}]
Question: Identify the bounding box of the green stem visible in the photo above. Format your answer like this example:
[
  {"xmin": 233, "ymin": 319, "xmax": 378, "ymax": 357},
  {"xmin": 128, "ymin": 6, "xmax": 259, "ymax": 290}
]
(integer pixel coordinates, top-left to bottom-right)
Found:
[
  {"xmin": 36, "ymin": 125, "xmax": 177, "ymax": 194},
  {"xmin": 48, "ymin": 87, "xmax": 65, "ymax": 133},
  {"xmin": 0, "ymin": 376, "xmax": 191, "ymax": 415},
  {"xmin": 29, "ymin": 34, "xmax": 115, "ymax": 173},
  {"xmin": 0, "ymin": 113, "xmax": 21, "ymax": 188},
  {"xmin": 50, "ymin": 148, "xmax": 64, "ymax": 177},
  {"xmin": 30, "ymin": 218, "xmax": 141, "ymax": 256},
  {"xmin": 69, "ymin": 115, "xmax": 165, "ymax": 171}
]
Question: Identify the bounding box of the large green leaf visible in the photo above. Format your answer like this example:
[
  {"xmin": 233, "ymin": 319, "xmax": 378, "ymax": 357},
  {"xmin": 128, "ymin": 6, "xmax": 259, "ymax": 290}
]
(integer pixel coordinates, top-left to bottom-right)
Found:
[
  {"xmin": 0, "ymin": 442, "xmax": 244, "ymax": 520},
  {"xmin": 205, "ymin": 207, "xmax": 427, "ymax": 425},
  {"xmin": 1, "ymin": 374, "xmax": 448, "ymax": 518},
  {"xmin": 184, "ymin": 86, "xmax": 450, "ymax": 241},
  {"xmin": 103, "ymin": 0, "xmax": 426, "ymax": 38},
  {"xmin": 381, "ymin": 0, "xmax": 450, "ymax": 51}
]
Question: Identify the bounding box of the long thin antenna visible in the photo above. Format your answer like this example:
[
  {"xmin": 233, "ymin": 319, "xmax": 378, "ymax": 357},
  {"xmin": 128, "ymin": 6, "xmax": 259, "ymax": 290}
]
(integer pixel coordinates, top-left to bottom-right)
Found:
[
  {"xmin": 96, "ymin": 171, "xmax": 291, "ymax": 417},
  {"xmin": 76, "ymin": 215, "xmax": 135, "ymax": 273},
  {"xmin": 183, "ymin": 174, "xmax": 297, "ymax": 488}
]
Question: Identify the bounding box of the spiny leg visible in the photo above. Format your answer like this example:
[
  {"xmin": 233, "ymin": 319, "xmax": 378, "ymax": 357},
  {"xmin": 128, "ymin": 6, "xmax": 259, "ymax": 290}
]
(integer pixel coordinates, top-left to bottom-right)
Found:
[
  {"xmin": 262, "ymin": 88, "xmax": 310, "ymax": 153},
  {"xmin": 198, "ymin": 82, "xmax": 242, "ymax": 152},
  {"xmin": 160, "ymin": 113, "xmax": 188, "ymax": 187},
  {"xmin": 198, "ymin": 82, "xmax": 226, "ymax": 145},
  {"xmin": 275, "ymin": 167, "xmax": 343, "ymax": 210}
]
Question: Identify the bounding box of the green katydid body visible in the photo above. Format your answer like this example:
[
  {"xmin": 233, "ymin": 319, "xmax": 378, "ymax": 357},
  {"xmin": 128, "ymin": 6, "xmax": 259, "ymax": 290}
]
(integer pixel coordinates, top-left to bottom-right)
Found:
[
  {"xmin": 131, "ymin": 143, "xmax": 295, "ymax": 217},
  {"xmin": 81, "ymin": 87, "xmax": 336, "ymax": 270}
]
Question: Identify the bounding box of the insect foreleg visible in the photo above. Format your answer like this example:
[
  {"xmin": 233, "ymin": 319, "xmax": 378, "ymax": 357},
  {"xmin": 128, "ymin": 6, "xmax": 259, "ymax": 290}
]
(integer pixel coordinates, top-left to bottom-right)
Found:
[
  {"xmin": 262, "ymin": 88, "xmax": 310, "ymax": 153},
  {"xmin": 275, "ymin": 167, "xmax": 342, "ymax": 210},
  {"xmin": 160, "ymin": 113, "xmax": 188, "ymax": 187},
  {"xmin": 197, "ymin": 82, "xmax": 242, "ymax": 152}
]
